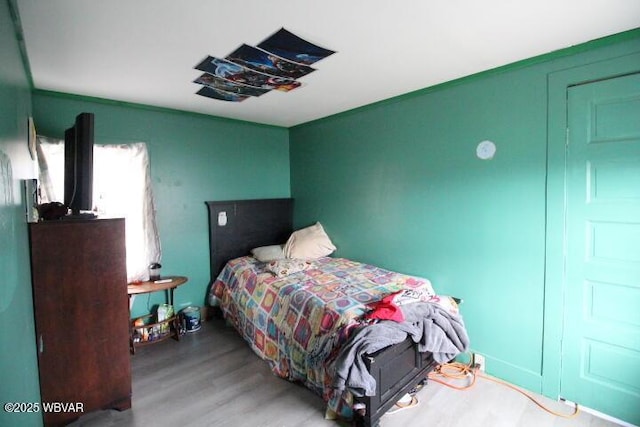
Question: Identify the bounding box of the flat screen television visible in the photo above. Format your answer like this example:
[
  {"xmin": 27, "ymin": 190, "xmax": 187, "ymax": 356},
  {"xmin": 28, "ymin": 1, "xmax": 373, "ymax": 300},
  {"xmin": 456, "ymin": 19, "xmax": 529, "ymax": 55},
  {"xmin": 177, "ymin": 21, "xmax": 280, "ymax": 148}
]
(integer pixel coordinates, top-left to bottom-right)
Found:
[{"xmin": 64, "ymin": 112, "xmax": 95, "ymax": 218}]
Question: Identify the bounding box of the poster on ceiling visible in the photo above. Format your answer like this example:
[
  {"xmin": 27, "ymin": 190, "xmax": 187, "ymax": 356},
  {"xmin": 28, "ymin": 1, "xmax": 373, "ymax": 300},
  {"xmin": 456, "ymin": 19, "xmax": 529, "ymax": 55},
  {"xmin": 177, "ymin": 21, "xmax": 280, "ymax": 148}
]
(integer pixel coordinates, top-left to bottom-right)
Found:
[
  {"xmin": 195, "ymin": 56, "xmax": 301, "ymax": 92},
  {"xmin": 196, "ymin": 86, "xmax": 249, "ymax": 102},
  {"xmin": 257, "ymin": 28, "xmax": 335, "ymax": 65},
  {"xmin": 226, "ymin": 44, "xmax": 315, "ymax": 80},
  {"xmin": 193, "ymin": 73, "xmax": 271, "ymax": 97}
]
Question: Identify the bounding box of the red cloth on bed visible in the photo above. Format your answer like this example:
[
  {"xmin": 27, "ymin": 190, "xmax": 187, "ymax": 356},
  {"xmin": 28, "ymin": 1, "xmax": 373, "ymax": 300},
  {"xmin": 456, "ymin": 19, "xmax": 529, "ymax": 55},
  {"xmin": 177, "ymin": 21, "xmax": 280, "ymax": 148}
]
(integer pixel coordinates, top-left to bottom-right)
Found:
[{"xmin": 365, "ymin": 291, "xmax": 404, "ymax": 322}]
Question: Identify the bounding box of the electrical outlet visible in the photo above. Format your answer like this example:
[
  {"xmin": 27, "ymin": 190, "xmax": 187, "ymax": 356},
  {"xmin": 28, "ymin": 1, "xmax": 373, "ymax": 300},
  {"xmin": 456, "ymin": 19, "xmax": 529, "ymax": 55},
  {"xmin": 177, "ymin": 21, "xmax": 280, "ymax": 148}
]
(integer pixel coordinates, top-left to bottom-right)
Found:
[{"xmin": 473, "ymin": 353, "xmax": 486, "ymax": 372}]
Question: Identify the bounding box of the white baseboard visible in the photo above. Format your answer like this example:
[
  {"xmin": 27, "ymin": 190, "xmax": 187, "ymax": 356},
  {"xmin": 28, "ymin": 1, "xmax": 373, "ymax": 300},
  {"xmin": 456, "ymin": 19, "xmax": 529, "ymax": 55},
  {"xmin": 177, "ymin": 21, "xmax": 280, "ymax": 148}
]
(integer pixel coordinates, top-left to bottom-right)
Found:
[{"xmin": 560, "ymin": 398, "xmax": 638, "ymax": 427}]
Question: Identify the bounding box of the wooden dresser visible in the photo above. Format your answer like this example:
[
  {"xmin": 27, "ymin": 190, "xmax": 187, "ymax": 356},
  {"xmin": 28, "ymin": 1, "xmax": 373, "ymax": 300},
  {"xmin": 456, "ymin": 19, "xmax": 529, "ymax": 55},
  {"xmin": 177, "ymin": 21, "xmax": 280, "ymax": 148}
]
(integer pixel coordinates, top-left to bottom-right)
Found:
[{"xmin": 29, "ymin": 218, "xmax": 131, "ymax": 426}]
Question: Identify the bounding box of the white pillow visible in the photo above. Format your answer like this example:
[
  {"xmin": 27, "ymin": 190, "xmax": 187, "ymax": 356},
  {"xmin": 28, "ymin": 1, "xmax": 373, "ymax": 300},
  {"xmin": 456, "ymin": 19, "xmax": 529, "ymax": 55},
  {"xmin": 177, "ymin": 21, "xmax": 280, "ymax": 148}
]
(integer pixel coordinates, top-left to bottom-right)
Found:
[
  {"xmin": 250, "ymin": 245, "xmax": 285, "ymax": 262},
  {"xmin": 283, "ymin": 222, "xmax": 336, "ymax": 259}
]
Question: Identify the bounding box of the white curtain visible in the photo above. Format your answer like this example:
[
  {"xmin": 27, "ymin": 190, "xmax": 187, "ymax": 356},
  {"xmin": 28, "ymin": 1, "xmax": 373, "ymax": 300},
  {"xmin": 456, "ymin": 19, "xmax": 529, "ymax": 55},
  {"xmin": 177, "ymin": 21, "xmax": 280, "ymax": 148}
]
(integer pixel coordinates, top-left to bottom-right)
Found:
[{"xmin": 37, "ymin": 136, "xmax": 161, "ymax": 282}]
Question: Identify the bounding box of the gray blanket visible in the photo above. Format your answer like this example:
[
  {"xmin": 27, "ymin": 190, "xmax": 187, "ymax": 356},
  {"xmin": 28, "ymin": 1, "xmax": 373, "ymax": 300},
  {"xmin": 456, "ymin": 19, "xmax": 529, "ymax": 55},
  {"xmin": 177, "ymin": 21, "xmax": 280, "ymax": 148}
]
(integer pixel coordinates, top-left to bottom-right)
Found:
[{"xmin": 332, "ymin": 302, "xmax": 470, "ymax": 397}]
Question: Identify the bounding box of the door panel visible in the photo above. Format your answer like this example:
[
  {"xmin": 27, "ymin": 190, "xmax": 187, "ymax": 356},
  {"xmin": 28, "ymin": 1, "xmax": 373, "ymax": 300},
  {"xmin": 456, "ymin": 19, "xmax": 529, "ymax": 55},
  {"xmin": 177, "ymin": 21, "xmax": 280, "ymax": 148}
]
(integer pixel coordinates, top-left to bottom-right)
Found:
[{"xmin": 562, "ymin": 73, "xmax": 640, "ymax": 426}]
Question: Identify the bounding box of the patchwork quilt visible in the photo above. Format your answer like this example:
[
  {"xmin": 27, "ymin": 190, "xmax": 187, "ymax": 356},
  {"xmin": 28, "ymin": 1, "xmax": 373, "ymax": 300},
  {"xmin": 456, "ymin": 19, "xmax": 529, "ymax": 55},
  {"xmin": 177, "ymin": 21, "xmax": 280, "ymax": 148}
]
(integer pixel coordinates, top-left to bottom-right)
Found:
[{"xmin": 212, "ymin": 256, "xmax": 435, "ymax": 417}]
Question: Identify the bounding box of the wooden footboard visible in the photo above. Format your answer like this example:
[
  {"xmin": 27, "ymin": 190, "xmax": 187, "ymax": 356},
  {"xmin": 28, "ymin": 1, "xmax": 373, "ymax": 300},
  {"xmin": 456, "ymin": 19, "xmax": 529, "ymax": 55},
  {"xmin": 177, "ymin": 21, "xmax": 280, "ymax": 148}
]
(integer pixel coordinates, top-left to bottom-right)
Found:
[{"xmin": 353, "ymin": 338, "xmax": 438, "ymax": 427}]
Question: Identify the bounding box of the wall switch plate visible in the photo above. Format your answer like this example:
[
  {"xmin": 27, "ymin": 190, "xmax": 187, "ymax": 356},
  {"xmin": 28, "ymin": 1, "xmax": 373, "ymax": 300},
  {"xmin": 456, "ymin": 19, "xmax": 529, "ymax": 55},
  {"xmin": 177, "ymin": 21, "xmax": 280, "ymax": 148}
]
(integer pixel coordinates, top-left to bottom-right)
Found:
[{"xmin": 217, "ymin": 211, "xmax": 227, "ymax": 226}]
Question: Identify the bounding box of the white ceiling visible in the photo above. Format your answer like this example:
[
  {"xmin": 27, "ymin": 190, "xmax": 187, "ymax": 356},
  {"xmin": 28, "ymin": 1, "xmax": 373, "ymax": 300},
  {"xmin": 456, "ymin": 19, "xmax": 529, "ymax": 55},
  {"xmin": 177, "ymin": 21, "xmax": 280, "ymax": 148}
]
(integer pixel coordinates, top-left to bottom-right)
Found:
[{"xmin": 16, "ymin": 0, "xmax": 640, "ymax": 127}]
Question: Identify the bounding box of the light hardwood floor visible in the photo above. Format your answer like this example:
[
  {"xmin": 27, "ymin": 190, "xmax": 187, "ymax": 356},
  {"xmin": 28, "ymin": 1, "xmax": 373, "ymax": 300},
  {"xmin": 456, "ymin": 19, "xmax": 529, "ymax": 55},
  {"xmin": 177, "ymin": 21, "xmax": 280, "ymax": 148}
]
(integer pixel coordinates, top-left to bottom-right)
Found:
[{"xmin": 71, "ymin": 319, "xmax": 620, "ymax": 427}]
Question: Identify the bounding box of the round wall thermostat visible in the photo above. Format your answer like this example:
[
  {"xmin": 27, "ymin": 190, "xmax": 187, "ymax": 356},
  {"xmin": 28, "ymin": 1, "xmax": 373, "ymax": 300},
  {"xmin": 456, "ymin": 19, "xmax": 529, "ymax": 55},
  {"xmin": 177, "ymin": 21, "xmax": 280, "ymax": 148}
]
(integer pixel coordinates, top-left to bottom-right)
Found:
[{"xmin": 476, "ymin": 140, "xmax": 496, "ymax": 160}]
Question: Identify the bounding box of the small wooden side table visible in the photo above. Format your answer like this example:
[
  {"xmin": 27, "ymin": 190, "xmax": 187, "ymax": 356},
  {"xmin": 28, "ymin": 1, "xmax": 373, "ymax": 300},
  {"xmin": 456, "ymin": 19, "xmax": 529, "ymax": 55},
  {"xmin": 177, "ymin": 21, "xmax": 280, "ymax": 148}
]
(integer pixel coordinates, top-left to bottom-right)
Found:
[{"xmin": 127, "ymin": 276, "xmax": 188, "ymax": 354}]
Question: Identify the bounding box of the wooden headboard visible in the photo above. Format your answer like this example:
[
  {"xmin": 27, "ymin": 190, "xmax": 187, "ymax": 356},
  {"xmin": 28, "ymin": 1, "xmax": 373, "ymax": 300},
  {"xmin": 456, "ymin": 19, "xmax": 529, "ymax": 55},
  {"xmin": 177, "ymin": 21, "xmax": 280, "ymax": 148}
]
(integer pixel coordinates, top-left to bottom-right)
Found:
[{"xmin": 205, "ymin": 198, "xmax": 293, "ymax": 283}]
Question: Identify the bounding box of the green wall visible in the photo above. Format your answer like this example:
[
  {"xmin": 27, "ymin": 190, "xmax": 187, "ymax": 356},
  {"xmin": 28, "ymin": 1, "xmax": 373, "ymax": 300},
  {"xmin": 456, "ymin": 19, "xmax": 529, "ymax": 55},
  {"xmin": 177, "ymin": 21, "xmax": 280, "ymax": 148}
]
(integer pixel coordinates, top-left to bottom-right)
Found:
[
  {"xmin": 290, "ymin": 30, "xmax": 640, "ymax": 394},
  {"xmin": 2, "ymin": 0, "xmax": 289, "ymax": 415},
  {"xmin": 32, "ymin": 93, "xmax": 291, "ymax": 318},
  {"xmin": 0, "ymin": 1, "xmax": 41, "ymax": 426}
]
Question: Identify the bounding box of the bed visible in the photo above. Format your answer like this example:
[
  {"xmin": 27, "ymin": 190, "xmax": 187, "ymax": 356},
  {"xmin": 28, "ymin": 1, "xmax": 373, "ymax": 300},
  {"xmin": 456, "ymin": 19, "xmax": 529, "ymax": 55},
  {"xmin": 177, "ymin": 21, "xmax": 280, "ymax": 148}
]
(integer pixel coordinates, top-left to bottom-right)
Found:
[{"xmin": 206, "ymin": 198, "xmax": 468, "ymax": 427}]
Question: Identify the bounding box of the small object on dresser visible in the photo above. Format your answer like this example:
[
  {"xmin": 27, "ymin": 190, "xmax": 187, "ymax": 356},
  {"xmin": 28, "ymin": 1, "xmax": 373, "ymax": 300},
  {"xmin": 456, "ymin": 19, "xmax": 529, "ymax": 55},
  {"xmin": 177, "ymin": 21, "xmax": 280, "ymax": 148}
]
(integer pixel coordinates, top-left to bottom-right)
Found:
[{"xmin": 38, "ymin": 202, "xmax": 68, "ymax": 220}]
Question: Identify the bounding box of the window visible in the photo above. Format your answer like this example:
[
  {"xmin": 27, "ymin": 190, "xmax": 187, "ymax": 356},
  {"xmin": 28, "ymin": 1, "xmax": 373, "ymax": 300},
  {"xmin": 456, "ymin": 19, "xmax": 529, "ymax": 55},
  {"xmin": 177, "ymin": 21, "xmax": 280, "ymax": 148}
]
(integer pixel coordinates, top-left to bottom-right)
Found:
[{"xmin": 37, "ymin": 137, "xmax": 161, "ymax": 282}]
